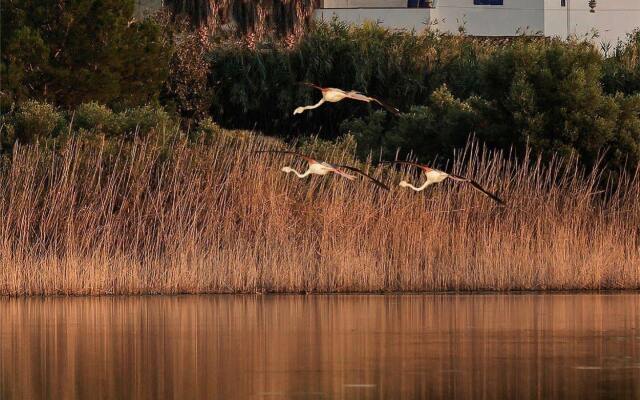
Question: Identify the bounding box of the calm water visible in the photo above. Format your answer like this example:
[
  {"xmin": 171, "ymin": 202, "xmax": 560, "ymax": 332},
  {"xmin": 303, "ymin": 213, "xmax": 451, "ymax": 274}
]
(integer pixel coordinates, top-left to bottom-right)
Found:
[{"xmin": 1, "ymin": 294, "xmax": 640, "ymax": 399}]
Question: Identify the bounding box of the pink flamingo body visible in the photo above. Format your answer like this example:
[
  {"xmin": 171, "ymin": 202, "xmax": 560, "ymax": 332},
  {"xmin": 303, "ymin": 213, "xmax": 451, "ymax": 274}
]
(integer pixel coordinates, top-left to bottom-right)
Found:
[
  {"xmin": 294, "ymin": 83, "xmax": 399, "ymax": 115},
  {"xmin": 390, "ymin": 161, "xmax": 505, "ymax": 205},
  {"xmin": 256, "ymin": 150, "xmax": 389, "ymax": 190}
]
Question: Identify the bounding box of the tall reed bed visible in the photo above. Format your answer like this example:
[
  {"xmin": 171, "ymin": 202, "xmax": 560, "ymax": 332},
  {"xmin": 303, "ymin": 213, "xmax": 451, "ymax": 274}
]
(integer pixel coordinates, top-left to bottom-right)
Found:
[{"xmin": 0, "ymin": 134, "xmax": 638, "ymax": 295}]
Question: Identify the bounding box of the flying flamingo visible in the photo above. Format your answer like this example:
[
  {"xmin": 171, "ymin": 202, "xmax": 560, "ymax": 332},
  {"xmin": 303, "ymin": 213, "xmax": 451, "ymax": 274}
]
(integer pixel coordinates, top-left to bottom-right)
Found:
[
  {"xmin": 256, "ymin": 150, "xmax": 389, "ymax": 190},
  {"xmin": 293, "ymin": 83, "xmax": 400, "ymax": 115},
  {"xmin": 388, "ymin": 161, "xmax": 505, "ymax": 205}
]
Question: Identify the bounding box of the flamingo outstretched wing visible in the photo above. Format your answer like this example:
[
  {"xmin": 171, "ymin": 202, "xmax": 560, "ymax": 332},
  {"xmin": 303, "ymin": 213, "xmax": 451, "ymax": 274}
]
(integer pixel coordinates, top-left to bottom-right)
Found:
[
  {"xmin": 338, "ymin": 165, "xmax": 390, "ymax": 190},
  {"xmin": 449, "ymin": 174, "xmax": 506, "ymax": 205},
  {"xmin": 345, "ymin": 91, "xmax": 400, "ymax": 115},
  {"xmin": 299, "ymin": 83, "xmax": 399, "ymax": 114}
]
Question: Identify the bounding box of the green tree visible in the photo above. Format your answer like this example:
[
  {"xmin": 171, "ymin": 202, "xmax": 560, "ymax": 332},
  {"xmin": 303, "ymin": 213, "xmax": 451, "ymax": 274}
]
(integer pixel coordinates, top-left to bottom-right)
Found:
[
  {"xmin": 1, "ymin": 0, "xmax": 171, "ymax": 110},
  {"xmin": 340, "ymin": 36, "xmax": 640, "ymax": 174},
  {"xmin": 477, "ymin": 38, "xmax": 620, "ymax": 167}
]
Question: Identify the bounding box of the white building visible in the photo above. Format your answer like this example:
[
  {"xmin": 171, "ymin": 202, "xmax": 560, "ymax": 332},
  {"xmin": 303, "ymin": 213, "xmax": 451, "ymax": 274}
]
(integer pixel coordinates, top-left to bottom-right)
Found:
[{"xmin": 316, "ymin": 0, "xmax": 640, "ymax": 46}]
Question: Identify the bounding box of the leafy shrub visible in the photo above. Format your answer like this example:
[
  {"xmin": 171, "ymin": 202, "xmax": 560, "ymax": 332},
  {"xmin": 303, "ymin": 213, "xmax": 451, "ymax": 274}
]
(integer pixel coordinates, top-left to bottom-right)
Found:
[
  {"xmin": 606, "ymin": 93, "xmax": 640, "ymax": 171},
  {"xmin": 12, "ymin": 100, "xmax": 65, "ymax": 143},
  {"xmin": 0, "ymin": 102, "xmax": 182, "ymax": 152},
  {"xmin": 208, "ymin": 38, "xmax": 297, "ymax": 132},
  {"xmin": 190, "ymin": 117, "xmax": 223, "ymax": 143},
  {"xmin": 475, "ymin": 38, "xmax": 630, "ymax": 168},
  {"xmin": 340, "ymin": 112, "xmax": 388, "ymax": 158},
  {"xmin": 116, "ymin": 105, "xmax": 174, "ymax": 138},
  {"xmin": 74, "ymin": 103, "xmax": 176, "ymax": 139},
  {"xmin": 343, "ymin": 86, "xmax": 481, "ymax": 162},
  {"xmin": 74, "ymin": 102, "xmax": 116, "ymax": 134}
]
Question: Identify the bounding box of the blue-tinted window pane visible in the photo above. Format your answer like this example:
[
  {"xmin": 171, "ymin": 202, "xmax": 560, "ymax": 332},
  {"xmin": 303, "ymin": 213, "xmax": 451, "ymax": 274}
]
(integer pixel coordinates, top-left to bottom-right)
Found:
[
  {"xmin": 408, "ymin": 0, "xmax": 431, "ymax": 7},
  {"xmin": 474, "ymin": 0, "xmax": 503, "ymax": 5}
]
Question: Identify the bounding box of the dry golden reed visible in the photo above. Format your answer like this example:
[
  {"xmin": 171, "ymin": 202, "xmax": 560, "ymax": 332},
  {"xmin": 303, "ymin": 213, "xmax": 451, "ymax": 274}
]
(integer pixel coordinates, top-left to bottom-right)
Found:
[{"xmin": 0, "ymin": 133, "xmax": 638, "ymax": 295}]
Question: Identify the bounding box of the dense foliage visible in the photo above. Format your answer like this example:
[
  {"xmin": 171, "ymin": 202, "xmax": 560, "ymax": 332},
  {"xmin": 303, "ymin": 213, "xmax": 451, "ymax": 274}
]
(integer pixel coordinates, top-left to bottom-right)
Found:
[
  {"xmin": 0, "ymin": 0, "xmax": 171, "ymax": 110},
  {"xmin": 602, "ymin": 32, "xmax": 640, "ymax": 96},
  {"xmin": 0, "ymin": 100, "xmax": 178, "ymax": 151},
  {"xmin": 207, "ymin": 23, "xmax": 640, "ymax": 173},
  {"xmin": 3, "ymin": 1, "xmax": 640, "ymax": 176}
]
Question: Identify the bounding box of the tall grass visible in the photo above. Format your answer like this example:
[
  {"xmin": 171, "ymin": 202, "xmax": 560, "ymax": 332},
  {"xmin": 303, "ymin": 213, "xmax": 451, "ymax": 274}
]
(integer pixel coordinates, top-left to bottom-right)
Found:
[{"xmin": 0, "ymin": 133, "xmax": 638, "ymax": 295}]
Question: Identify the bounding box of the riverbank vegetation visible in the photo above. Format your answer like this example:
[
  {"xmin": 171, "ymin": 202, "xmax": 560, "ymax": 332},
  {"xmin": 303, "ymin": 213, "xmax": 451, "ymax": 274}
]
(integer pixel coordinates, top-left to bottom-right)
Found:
[
  {"xmin": 0, "ymin": 118, "xmax": 638, "ymax": 295},
  {"xmin": 207, "ymin": 22, "xmax": 640, "ymax": 177},
  {"xmin": 3, "ymin": 2, "xmax": 640, "ymax": 178},
  {"xmin": 1, "ymin": 1, "xmax": 640, "ymax": 294}
]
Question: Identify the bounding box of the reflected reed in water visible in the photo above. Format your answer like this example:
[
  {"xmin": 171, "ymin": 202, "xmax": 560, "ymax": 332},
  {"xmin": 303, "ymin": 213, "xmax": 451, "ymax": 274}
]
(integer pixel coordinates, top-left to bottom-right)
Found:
[{"xmin": 1, "ymin": 294, "xmax": 640, "ymax": 399}]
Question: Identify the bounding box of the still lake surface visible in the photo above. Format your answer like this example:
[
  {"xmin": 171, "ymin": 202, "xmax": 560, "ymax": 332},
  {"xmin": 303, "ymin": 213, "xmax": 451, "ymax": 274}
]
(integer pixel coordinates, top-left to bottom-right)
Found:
[{"xmin": 1, "ymin": 294, "xmax": 639, "ymax": 399}]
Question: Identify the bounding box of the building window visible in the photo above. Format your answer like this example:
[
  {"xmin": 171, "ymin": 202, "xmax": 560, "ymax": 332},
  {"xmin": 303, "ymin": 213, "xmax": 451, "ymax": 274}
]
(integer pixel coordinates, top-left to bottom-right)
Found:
[
  {"xmin": 474, "ymin": 0, "xmax": 503, "ymax": 5},
  {"xmin": 561, "ymin": 0, "xmax": 566, "ymax": 6},
  {"xmin": 408, "ymin": 0, "xmax": 432, "ymax": 7}
]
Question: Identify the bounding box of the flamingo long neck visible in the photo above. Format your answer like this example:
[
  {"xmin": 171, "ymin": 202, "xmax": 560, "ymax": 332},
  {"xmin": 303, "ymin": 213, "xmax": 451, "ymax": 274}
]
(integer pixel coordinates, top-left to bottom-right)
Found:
[
  {"xmin": 286, "ymin": 167, "xmax": 313, "ymax": 179},
  {"xmin": 300, "ymin": 99, "xmax": 326, "ymax": 112},
  {"xmin": 406, "ymin": 180, "xmax": 434, "ymax": 192}
]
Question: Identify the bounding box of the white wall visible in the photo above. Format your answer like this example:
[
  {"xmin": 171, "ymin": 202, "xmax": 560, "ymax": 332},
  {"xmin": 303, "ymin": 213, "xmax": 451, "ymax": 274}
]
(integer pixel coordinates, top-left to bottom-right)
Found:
[
  {"xmin": 317, "ymin": 0, "xmax": 546, "ymax": 36},
  {"xmin": 316, "ymin": 0, "xmax": 640, "ymax": 42},
  {"xmin": 544, "ymin": 0, "xmax": 640, "ymax": 47},
  {"xmin": 434, "ymin": 0, "xmax": 544, "ymax": 36}
]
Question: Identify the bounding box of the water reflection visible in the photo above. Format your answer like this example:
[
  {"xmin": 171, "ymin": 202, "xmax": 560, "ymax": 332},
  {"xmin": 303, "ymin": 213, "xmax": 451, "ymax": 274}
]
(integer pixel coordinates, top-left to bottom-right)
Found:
[{"xmin": 1, "ymin": 294, "xmax": 639, "ymax": 399}]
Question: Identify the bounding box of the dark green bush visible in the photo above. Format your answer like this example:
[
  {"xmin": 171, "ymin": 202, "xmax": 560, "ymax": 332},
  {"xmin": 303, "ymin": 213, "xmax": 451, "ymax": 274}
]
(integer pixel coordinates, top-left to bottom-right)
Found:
[
  {"xmin": 339, "ymin": 35, "xmax": 640, "ymax": 173},
  {"xmin": 208, "ymin": 21, "xmax": 456, "ymax": 135},
  {"xmin": 208, "ymin": 38, "xmax": 297, "ymax": 132},
  {"xmin": 190, "ymin": 117, "xmax": 223, "ymax": 143},
  {"xmin": 0, "ymin": 122, "xmax": 16, "ymax": 152},
  {"xmin": 342, "ymin": 86, "xmax": 481, "ymax": 161},
  {"xmin": 475, "ymin": 38, "xmax": 617, "ymax": 164}
]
